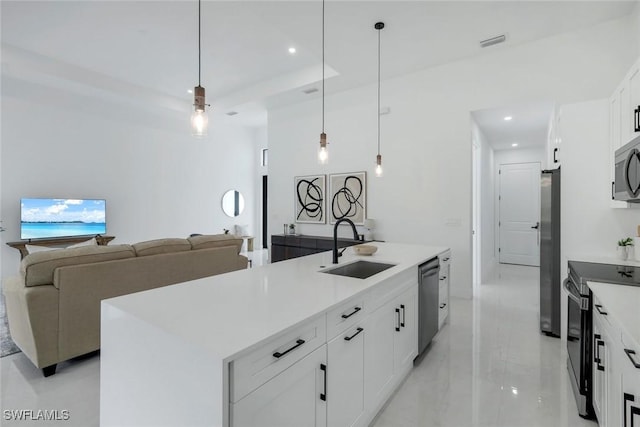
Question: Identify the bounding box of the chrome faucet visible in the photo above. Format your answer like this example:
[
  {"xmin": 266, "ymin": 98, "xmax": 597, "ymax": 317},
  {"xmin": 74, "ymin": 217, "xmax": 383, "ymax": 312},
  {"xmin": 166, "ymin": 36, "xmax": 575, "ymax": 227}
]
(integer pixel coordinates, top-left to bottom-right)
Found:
[{"xmin": 333, "ymin": 218, "xmax": 360, "ymax": 264}]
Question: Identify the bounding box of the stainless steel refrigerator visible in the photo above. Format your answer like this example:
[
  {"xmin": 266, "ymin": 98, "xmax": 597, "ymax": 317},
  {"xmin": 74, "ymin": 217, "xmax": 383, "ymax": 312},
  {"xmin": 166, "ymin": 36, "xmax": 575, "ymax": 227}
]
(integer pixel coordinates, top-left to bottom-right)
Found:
[{"xmin": 540, "ymin": 168, "xmax": 561, "ymax": 337}]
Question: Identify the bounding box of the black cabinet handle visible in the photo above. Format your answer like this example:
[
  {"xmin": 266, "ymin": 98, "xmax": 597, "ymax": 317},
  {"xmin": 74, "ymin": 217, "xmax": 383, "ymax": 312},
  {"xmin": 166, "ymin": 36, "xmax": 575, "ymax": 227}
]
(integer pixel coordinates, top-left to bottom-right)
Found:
[
  {"xmin": 623, "ymin": 393, "xmax": 638, "ymax": 427},
  {"xmin": 273, "ymin": 339, "xmax": 305, "ymax": 358},
  {"xmin": 440, "ymin": 303, "xmax": 447, "ymax": 309},
  {"xmin": 344, "ymin": 327, "xmax": 364, "ymax": 341},
  {"xmin": 594, "ymin": 334, "xmax": 601, "ymax": 363},
  {"xmin": 400, "ymin": 305, "xmax": 406, "ymax": 327},
  {"xmin": 595, "ymin": 304, "xmax": 608, "ymax": 315},
  {"xmin": 612, "ymin": 181, "xmax": 616, "ymax": 200},
  {"xmin": 635, "ymin": 105, "xmax": 640, "ymax": 132},
  {"xmin": 442, "ymin": 257, "xmax": 450, "ymax": 262},
  {"xmin": 624, "ymin": 349, "xmax": 640, "ymax": 369},
  {"xmin": 440, "ymin": 276, "xmax": 447, "ymax": 281},
  {"xmin": 596, "ymin": 340, "xmax": 605, "ymax": 371},
  {"xmin": 341, "ymin": 306, "xmax": 361, "ymax": 319},
  {"xmin": 320, "ymin": 363, "xmax": 327, "ymax": 401},
  {"xmin": 395, "ymin": 308, "xmax": 400, "ymax": 332},
  {"xmin": 553, "ymin": 148, "xmax": 559, "ymax": 163}
]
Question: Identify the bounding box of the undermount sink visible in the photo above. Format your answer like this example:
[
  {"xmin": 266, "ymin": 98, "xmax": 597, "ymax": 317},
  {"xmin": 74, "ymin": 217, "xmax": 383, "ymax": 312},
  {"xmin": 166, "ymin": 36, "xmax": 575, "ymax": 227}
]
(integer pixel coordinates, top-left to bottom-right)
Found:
[{"xmin": 321, "ymin": 260, "xmax": 396, "ymax": 279}]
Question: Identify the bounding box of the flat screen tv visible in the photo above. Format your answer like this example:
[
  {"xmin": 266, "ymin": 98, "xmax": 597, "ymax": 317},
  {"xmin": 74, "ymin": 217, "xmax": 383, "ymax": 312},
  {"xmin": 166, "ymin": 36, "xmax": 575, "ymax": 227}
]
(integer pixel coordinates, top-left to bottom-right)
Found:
[{"xmin": 21, "ymin": 198, "xmax": 106, "ymax": 240}]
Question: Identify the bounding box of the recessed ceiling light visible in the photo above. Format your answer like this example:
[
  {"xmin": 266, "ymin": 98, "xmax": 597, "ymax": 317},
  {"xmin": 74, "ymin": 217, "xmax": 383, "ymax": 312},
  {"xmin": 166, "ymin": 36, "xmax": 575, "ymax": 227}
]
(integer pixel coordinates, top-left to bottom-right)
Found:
[
  {"xmin": 303, "ymin": 88, "xmax": 319, "ymax": 94},
  {"xmin": 226, "ymin": 111, "xmax": 238, "ymax": 116},
  {"xmin": 512, "ymin": 143, "xmax": 518, "ymax": 147},
  {"xmin": 504, "ymin": 116, "xmax": 512, "ymax": 121},
  {"xmin": 187, "ymin": 89, "xmax": 193, "ymax": 94},
  {"xmin": 288, "ymin": 47, "xmax": 296, "ymax": 54}
]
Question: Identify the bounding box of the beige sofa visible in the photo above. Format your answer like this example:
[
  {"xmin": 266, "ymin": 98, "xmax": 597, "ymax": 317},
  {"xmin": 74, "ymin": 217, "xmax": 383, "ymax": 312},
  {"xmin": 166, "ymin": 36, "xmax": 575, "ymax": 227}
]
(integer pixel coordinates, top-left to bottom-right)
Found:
[{"xmin": 2, "ymin": 235, "xmax": 248, "ymax": 376}]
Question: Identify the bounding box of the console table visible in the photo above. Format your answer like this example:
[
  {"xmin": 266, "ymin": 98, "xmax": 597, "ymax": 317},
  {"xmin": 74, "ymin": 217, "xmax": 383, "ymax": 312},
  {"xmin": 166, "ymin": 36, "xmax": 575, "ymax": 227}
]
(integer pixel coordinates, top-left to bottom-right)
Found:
[
  {"xmin": 271, "ymin": 234, "xmax": 365, "ymax": 262},
  {"xmin": 7, "ymin": 235, "xmax": 116, "ymax": 259}
]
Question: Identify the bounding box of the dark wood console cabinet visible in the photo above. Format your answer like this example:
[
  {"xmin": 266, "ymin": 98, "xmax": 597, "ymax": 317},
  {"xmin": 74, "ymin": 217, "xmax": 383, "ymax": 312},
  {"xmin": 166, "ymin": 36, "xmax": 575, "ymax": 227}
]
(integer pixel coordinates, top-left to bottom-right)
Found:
[{"xmin": 271, "ymin": 234, "xmax": 365, "ymax": 263}]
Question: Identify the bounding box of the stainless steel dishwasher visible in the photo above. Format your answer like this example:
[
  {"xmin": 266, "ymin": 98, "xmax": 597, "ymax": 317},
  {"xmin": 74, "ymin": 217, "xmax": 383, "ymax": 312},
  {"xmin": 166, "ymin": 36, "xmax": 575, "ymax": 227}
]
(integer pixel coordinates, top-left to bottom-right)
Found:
[{"xmin": 417, "ymin": 257, "xmax": 440, "ymax": 356}]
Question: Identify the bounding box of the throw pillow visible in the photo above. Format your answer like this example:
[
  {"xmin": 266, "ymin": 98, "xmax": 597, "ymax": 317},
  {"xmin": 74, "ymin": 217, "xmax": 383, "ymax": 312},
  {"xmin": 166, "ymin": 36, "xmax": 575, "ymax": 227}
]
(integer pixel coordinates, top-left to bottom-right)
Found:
[
  {"xmin": 25, "ymin": 244, "xmax": 59, "ymax": 254},
  {"xmin": 67, "ymin": 237, "xmax": 98, "ymax": 249}
]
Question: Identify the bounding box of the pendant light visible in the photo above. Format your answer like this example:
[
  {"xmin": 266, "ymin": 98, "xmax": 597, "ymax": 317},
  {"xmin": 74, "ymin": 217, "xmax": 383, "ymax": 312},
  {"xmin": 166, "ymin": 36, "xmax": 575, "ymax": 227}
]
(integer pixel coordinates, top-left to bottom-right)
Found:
[
  {"xmin": 191, "ymin": 0, "xmax": 209, "ymax": 137},
  {"xmin": 317, "ymin": 0, "xmax": 328, "ymax": 164},
  {"xmin": 374, "ymin": 22, "xmax": 384, "ymax": 177}
]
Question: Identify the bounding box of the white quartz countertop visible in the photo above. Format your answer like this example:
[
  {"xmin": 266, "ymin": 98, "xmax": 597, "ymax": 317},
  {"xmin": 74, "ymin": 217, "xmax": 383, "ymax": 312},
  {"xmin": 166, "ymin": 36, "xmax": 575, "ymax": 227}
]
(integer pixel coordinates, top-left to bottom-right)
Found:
[
  {"xmin": 587, "ymin": 281, "xmax": 640, "ymax": 348},
  {"xmin": 102, "ymin": 242, "xmax": 448, "ymax": 361}
]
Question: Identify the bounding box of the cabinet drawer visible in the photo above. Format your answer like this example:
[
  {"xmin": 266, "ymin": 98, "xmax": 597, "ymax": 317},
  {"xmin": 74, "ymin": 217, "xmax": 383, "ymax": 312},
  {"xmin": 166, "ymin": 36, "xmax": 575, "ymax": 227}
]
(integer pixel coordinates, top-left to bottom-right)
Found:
[
  {"xmin": 326, "ymin": 296, "xmax": 367, "ymax": 340},
  {"xmin": 231, "ymin": 316, "xmax": 326, "ymax": 403}
]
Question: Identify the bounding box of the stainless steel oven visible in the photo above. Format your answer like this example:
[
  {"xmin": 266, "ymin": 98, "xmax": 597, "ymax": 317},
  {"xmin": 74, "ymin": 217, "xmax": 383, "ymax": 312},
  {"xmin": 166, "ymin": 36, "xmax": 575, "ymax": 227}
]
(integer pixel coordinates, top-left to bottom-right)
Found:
[{"xmin": 564, "ymin": 267, "xmax": 593, "ymax": 419}]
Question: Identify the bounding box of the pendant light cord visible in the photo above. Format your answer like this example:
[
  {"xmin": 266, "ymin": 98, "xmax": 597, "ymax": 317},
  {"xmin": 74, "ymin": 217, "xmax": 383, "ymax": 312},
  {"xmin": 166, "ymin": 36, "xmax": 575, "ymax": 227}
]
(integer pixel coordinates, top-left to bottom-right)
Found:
[
  {"xmin": 198, "ymin": 0, "xmax": 202, "ymax": 86},
  {"xmin": 377, "ymin": 26, "xmax": 381, "ymax": 155},
  {"xmin": 322, "ymin": 0, "xmax": 325, "ymax": 133}
]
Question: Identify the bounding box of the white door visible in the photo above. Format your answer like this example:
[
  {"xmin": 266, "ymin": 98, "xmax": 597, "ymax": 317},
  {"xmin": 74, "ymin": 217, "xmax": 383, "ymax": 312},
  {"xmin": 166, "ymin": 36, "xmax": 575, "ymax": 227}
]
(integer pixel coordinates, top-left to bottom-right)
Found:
[
  {"xmin": 232, "ymin": 345, "xmax": 327, "ymax": 427},
  {"xmin": 498, "ymin": 162, "xmax": 541, "ymax": 266}
]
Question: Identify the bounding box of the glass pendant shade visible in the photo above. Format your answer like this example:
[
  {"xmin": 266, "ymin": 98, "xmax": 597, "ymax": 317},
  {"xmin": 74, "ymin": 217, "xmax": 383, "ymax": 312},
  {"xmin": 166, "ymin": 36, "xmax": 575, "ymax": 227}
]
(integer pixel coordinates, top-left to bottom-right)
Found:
[
  {"xmin": 191, "ymin": 85, "xmax": 208, "ymax": 137},
  {"xmin": 318, "ymin": 132, "xmax": 329, "ymax": 164},
  {"xmin": 375, "ymin": 154, "xmax": 383, "ymax": 177}
]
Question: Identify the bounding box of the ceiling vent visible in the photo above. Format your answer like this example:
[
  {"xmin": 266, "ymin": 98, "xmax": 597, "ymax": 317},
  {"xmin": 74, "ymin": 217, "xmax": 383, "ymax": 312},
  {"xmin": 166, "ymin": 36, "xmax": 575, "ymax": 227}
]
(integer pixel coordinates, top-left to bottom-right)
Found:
[
  {"xmin": 303, "ymin": 88, "xmax": 319, "ymax": 94},
  {"xmin": 226, "ymin": 111, "xmax": 238, "ymax": 116},
  {"xmin": 479, "ymin": 34, "xmax": 506, "ymax": 48}
]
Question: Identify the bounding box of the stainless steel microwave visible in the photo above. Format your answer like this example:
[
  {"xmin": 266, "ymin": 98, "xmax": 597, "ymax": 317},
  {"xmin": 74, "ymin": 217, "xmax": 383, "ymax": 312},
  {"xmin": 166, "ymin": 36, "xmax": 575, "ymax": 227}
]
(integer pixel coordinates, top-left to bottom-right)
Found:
[{"xmin": 614, "ymin": 135, "xmax": 640, "ymax": 202}]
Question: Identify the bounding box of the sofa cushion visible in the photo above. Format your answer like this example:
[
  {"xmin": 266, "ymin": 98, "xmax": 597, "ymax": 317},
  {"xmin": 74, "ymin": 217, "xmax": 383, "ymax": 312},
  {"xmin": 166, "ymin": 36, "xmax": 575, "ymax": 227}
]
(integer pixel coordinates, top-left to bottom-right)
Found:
[
  {"xmin": 21, "ymin": 245, "xmax": 135, "ymax": 287},
  {"xmin": 132, "ymin": 238, "xmax": 191, "ymax": 257},
  {"xmin": 188, "ymin": 234, "xmax": 243, "ymax": 253}
]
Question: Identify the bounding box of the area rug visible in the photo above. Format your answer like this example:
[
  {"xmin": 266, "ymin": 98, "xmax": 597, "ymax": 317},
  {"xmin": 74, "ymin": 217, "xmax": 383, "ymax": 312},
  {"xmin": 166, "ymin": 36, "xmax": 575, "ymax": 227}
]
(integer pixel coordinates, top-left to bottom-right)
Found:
[{"xmin": 1, "ymin": 291, "xmax": 20, "ymax": 357}]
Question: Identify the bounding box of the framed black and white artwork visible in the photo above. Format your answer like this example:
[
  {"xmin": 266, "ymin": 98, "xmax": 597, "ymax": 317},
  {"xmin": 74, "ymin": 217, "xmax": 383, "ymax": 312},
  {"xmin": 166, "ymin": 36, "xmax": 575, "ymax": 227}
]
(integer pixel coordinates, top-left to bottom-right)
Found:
[
  {"xmin": 294, "ymin": 175, "xmax": 326, "ymax": 223},
  {"xmin": 329, "ymin": 172, "xmax": 367, "ymax": 225}
]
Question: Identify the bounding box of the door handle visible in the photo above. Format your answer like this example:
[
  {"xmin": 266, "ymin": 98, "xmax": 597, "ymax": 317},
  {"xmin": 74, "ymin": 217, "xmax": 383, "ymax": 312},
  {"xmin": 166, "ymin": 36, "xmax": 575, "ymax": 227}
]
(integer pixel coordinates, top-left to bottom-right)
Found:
[
  {"xmin": 596, "ymin": 340, "xmax": 605, "ymax": 371},
  {"xmin": 553, "ymin": 148, "xmax": 559, "ymax": 163},
  {"xmin": 320, "ymin": 364, "xmax": 327, "ymax": 401},
  {"xmin": 273, "ymin": 339, "xmax": 305, "ymax": 358},
  {"xmin": 595, "ymin": 304, "xmax": 608, "ymax": 316},
  {"xmin": 624, "ymin": 349, "xmax": 640, "ymax": 369},
  {"xmin": 344, "ymin": 327, "xmax": 364, "ymax": 341},
  {"xmin": 400, "ymin": 304, "xmax": 405, "ymax": 328},
  {"xmin": 531, "ymin": 222, "xmax": 539, "ymax": 229},
  {"xmin": 395, "ymin": 308, "xmax": 401, "ymax": 332},
  {"xmin": 635, "ymin": 105, "xmax": 640, "ymax": 132}
]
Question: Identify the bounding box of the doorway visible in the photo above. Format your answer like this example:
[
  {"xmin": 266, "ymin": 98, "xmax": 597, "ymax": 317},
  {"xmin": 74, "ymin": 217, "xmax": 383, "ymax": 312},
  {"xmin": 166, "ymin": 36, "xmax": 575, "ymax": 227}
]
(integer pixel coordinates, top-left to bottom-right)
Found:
[{"xmin": 498, "ymin": 162, "xmax": 541, "ymax": 266}]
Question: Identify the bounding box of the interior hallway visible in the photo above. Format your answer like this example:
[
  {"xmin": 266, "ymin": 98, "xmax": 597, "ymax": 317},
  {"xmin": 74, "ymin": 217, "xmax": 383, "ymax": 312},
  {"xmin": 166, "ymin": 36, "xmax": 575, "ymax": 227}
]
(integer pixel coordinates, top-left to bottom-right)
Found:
[{"xmin": 372, "ymin": 264, "xmax": 596, "ymax": 427}]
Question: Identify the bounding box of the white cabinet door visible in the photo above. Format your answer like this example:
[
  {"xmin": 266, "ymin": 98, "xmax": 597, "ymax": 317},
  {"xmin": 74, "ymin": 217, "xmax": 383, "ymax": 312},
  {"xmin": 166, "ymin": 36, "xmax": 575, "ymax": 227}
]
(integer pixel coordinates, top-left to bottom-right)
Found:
[
  {"xmin": 620, "ymin": 335, "xmax": 640, "ymax": 427},
  {"xmin": 232, "ymin": 345, "xmax": 327, "ymax": 427},
  {"xmin": 592, "ymin": 314, "xmax": 607, "ymax": 425},
  {"xmin": 327, "ymin": 326, "xmax": 365, "ymax": 427},
  {"xmin": 393, "ymin": 286, "xmax": 417, "ymax": 372},
  {"xmin": 364, "ymin": 301, "xmax": 395, "ymax": 412},
  {"xmin": 627, "ymin": 59, "xmax": 640, "ymax": 140}
]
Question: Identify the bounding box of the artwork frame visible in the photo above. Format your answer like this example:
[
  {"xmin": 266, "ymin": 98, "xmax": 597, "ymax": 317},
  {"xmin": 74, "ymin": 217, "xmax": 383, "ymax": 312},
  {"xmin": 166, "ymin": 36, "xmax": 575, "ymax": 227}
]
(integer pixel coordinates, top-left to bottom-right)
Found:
[
  {"xmin": 294, "ymin": 174, "xmax": 326, "ymax": 224},
  {"xmin": 329, "ymin": 172, "xmax": 367, "ymax": 225}
]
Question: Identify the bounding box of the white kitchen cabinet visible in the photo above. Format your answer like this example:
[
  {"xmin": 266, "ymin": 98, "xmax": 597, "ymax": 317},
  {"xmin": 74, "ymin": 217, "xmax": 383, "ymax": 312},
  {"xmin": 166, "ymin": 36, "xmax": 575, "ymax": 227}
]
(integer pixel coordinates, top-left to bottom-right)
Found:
[
  {"xmin": 546, "ymin": 105, "xmax": 562, "ymax": 169},
  {"xmin": 232, "ymin": 344, "xmax": 327, "ymax": 427},
  {"xmin": 231, "ymin": 345, "xmax": 327, "ymax": 427},
  {"xmin": 327, "ymin": 325, "xmax": 365, "ymax": 427},
  {"xmin": 621, "ymin": 332, "xmax": 640, "ymax": 427},
  {"xmin": 363, "ymin": 298, "xmax": 395, "ymax": 414},
  {"xmin": 592, "ymin": 301, "xmax": 609, "ymax": 425},
  {"xmin": 393, "ymin": 286, "xmax": 418, "ymax": 372},
  {"xmin": 438, "ymin": 251, "xmax": 451, "ymax": 329},
  {"xmin": 609, "ymin": 56, "xmax": 640, "ymax": 208}
]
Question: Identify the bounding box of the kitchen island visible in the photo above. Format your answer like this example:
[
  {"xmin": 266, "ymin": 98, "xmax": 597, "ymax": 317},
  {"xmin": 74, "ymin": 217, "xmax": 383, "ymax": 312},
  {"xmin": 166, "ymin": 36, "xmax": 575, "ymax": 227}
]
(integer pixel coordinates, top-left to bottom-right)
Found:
[{"xmin": 100, "ymin": 242, "xmax": 450, "ymax": 427}]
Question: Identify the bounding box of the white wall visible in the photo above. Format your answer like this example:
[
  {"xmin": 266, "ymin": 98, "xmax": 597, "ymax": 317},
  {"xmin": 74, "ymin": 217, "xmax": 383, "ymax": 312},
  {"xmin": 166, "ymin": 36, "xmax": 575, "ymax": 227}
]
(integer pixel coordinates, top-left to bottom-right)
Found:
[
  {"xmin": 1, "ymin": 93, "xmax": 258, "ymax": 279},
  {"xmin": 561, "ymin": 99, "xmax": 639, "ymax": 262},
  {"xmin": 268, "ymin": 16, "xmax": 635, "ymax": 299}
]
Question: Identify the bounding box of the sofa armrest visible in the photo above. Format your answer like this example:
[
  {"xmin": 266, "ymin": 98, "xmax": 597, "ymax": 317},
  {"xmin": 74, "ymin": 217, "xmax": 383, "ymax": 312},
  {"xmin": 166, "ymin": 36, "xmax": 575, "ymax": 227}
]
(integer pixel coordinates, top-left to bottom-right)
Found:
[{"xmin": 2, "ymin": 277, "xmax": 59, "ymax": 368}]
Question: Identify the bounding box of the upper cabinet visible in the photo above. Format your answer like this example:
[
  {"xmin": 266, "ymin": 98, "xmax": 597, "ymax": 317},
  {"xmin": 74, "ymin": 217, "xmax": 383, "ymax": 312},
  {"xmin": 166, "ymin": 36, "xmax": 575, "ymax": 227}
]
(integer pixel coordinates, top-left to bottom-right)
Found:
[
  {"xmin": 609, "ymin": 56, "xmax": 640, "ymax": 208},
  {"xmin": 546, "ymin": 105, "xmax": 561, "ymax": 170}
]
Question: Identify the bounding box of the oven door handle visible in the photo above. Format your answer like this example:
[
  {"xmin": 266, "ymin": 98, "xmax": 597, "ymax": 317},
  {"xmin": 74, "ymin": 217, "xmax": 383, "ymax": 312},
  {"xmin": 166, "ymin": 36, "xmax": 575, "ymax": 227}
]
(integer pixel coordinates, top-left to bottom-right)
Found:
[{"xmin": 564, "ymin": 278, "xmax": 582, "ymax": 305}]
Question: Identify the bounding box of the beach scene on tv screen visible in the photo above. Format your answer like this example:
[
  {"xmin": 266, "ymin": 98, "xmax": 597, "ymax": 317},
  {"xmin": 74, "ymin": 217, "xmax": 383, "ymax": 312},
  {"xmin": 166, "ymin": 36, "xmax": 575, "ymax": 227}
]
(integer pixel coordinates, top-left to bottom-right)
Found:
[{"xmin": 21, "ymin": 199, "xmax": 106, "ymax": 239}]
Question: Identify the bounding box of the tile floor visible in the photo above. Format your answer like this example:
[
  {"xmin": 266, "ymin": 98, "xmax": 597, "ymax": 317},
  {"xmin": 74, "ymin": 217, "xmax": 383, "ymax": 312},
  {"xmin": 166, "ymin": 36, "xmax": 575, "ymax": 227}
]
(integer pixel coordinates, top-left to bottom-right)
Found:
[
  {"xmin": 0, "ymin": 263, "xmax": 597, "ymax": 426},
  {"xmin": 371, "ymin": 264, "xmax": 596, "ymax": 427}
]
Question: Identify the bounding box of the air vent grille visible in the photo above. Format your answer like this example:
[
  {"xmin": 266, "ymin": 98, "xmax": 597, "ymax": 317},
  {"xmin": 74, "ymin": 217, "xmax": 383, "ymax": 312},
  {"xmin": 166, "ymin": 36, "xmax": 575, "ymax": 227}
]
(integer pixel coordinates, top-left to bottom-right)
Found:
[{"xmin": 479, "ymin": 34, "xmax": 506, "ymax": 48}]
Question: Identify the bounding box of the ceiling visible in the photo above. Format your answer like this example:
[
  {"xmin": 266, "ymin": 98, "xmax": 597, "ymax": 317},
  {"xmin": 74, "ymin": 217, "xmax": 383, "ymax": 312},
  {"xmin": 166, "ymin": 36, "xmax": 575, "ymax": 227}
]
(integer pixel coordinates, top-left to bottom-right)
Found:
[
  {"xmin": 1, "ymin": 1, "xmax": 637, "ymax": 127},
  {"xmin": 472, "ymin": 102, "xmax": 555, "ymax": 151}
]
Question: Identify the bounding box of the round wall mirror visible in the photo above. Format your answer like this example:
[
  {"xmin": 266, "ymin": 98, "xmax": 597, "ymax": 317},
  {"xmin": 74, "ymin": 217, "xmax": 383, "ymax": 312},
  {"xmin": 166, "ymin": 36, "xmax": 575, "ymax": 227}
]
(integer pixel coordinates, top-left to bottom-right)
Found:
[{"xmin": 222, "ymin": 190, "xmax": 245, "ymax": 217}]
